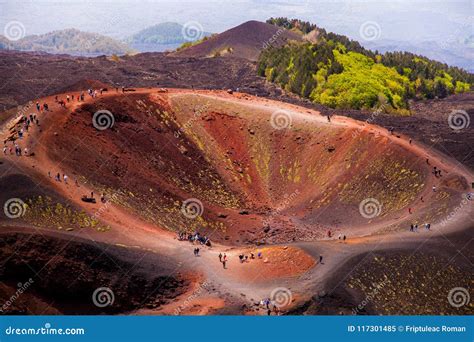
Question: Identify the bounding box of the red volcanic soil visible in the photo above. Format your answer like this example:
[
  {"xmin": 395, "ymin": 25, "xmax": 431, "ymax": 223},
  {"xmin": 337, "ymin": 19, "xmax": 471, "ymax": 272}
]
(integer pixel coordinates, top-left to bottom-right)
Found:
[
  {"xmin": 173, "ymin": 20, "xmax": 302, "ymax": 60},
  {"xmin": 1, "ymin": 87, "xmax": 473, "ymax": 315},
  {"xmin": 5, "ymin": 88, "xmax": 471, "ymax": 245},
  {"xmin": 224, "ymin": 246, "xmax": 315, "ymax": 282}
]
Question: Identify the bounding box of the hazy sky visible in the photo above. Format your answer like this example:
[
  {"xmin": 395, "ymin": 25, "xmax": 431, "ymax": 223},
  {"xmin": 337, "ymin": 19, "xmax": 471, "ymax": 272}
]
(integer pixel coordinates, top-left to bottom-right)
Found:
[{"xmin": 0, "ymin": 0, "xmax": 472, "ymax": 43}]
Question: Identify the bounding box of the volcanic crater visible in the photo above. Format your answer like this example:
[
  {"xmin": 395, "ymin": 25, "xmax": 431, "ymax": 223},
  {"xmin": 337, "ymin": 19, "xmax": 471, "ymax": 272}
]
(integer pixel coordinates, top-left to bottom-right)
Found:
[{"xmin": 38, "ymin": 89, "xmax": 468, "ymax": 244}]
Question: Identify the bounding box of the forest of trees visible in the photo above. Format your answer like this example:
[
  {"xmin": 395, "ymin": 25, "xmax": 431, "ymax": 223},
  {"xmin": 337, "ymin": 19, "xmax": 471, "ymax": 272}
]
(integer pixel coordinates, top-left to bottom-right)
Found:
[{"xmin": 260, "ymin": 18, "xmax": 473, "ymax": 112}]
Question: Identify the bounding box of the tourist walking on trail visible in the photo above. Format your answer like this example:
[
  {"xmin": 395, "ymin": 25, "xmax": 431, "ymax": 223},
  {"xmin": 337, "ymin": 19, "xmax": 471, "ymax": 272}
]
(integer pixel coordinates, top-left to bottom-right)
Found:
[
  {"xmin": 319, "ymin": 255, "xmax": 323, "ymax": 264},
  {"xmin": 218, "ymin": 253, "xmax": 222, "ymax": 262},
  {"xmin": 222, "ymin": 253, "xmax": 227, "ymax": 269},
  {"xmin": 63, "ymin": 174, "xmax": 68, "ymax": 184}
]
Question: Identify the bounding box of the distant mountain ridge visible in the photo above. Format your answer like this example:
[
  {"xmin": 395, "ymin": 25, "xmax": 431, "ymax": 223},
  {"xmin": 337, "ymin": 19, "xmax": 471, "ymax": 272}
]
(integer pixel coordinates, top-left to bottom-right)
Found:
[
  {"xmin": 0, "ymin": 23, "xmax": 213, "ymax": 55},
  {"xmin": 126, "ymin": 22, "xmax": 212, "ymax": 51},
  {"xmin": 0, "ymin": 28, "xmax": 132, "ymax": 56}
]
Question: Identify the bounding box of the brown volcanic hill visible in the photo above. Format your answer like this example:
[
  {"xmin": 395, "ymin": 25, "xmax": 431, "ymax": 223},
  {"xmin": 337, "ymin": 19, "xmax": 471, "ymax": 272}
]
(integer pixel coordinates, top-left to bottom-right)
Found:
[{"xmin": 173, "ymin": 20, "xmax": 302, "ymax": 60}]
